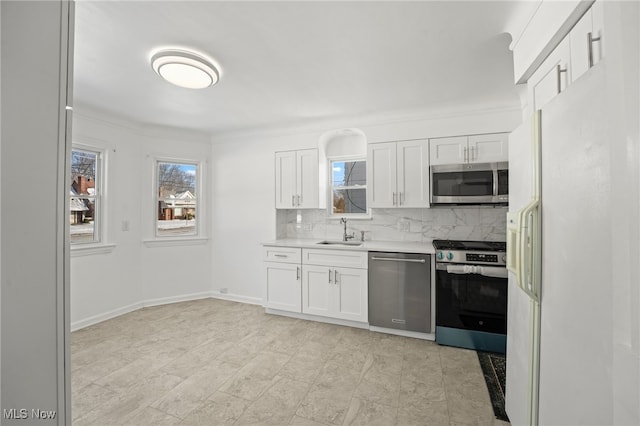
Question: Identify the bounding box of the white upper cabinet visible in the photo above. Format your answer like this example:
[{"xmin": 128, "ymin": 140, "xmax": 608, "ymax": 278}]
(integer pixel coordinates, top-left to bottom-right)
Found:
[
  {"xmin": 429, "ymin": 136, "xmax": 467, "ymax": 165},
  {"xmin": 275, "ymin": 148, "xmax": 319, "ymax": 209},
  {"xmin": 430, "ymin": 134, "xmax": 508, "ymax": 166},
  {"xmin": 528, "ymin": 37, "xmax": 571, "ymax": 111},
  {"xmin": 367, "ymin": 142, "xmax": 397, "ymax": 208},
  {"xmin": 528, "ymin": 1, "xmax": 604, "ymax": 111},
  {"xmin": 570, "ymin": 1, "xmax": 604, "ymax": 83},
  {"xmin": 367, "ymin": 139, "xmax": 429, "ymax": 208},
  {"xmin": 468, "ymin": 134, "xmax": 509, "ymax": 163}
]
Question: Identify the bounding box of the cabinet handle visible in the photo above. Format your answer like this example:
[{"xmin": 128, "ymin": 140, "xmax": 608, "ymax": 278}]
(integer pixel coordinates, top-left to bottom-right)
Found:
[
  {"xmin": 328, "ymin": 269, "xmax": 333, "ymax": 283},
  {"xmin": 556, "ymin": 64, "xmax": 567, "ymax": 94},
  {"xmin": 274, "ymin": 254, "xmax": 287, "ymax": 258},
  {"xmin": 463, "ymin": 147, "xmax": 468, "ymax": 162},
  {"xmin": 297, "ymin": 194, "xmax": 302, "ymax": 206},
  {"xmin": 296, "ymin": 266, "xmax": 300, "ymax": 281},
  {"xmin": 392, "ymin": 192, "xmax": 397, "ymax": 206},
  {"xmin": 292, "ymin": 195, "xmax": 296, "ymax": 207},
  {"xmin": 400, "ymin": 192, "xmax": 404, "ymax": 206},
  {"xmin": 587, "ymin": 32, "xmax": 601, "ymax": 69},
  {"xmin": 470, "ymin": 147, "xmax": 475, "ymax": 162},
  {"xmin": 334, "ymin": 270, "xmax": 339, "ymax": 284}
]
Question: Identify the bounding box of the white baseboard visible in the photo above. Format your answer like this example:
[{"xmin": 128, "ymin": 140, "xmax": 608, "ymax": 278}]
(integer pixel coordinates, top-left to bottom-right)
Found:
[
  {"xmin": 210, "ymin": 291, "xmax": 263, "ymax": 305},
  {"xmin": 71, "ymin": 301, "xmax": 143, "ymax": 332},
  {"xmin": 71, "ymin": 291, "xmax": 263, "ymax": 331},
  {"xmin": 264, "ymin": 308, "xmax": 369, "ymax": 329},
  {"xmin": 142, "ymin": 291, "xmax": 214, "ymax": 308}
]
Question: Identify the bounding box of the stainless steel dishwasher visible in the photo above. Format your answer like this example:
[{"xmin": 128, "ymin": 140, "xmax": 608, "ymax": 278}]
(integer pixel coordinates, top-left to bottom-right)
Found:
[{"xmin": 368, "ymin": 252, "xmax": 431, "ymax": 333}]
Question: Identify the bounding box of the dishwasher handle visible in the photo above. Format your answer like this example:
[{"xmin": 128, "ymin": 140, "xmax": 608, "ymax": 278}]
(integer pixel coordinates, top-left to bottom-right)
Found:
[{"xmin": 370, "ymin": 256, "xmax": 426, "ymax": 264}]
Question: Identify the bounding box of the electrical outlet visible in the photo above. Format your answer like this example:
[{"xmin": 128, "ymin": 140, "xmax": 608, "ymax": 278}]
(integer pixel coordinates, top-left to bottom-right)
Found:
[
  {"xmin": 121, "ymin": 220, "xmax": 130, "ymax": 231},
  {"xmin": 303, "ymin": 223, "xmax": 313, "ymax": 231},
  {"xmin": 399, "ymin": 220, "xmax": 410, "ymax": 232}
]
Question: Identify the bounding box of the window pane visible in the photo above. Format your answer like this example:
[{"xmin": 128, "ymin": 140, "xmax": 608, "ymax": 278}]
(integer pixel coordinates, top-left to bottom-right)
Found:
[
  {"xmin": 70, "ymin": 197, "xmax": 96, "ymax": 243},
  {"xmin": 157, "ymin": 162, "xmax": 197, "ymax": 236},
  {"xmin": 332, "ymin": 160, "xmax": 366, "ymax": 187},
  {"xmin": 70, "ymin": 148, "xmax": 99, "ymax": 244},
  {"xmin": 332, "ymin": 188, "xmax": 367, "ymax": 214},
  {"xmin": 157, "ymin": 204, "xmax": 197, "ymax": 236}
]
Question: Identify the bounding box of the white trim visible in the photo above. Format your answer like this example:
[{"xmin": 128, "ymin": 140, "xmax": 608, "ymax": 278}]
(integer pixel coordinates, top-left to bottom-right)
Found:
[
  {"xmin": 70, "ymin": 292, "xmax": 259, "ymax": 331},
  {"xmin": 70, "ymin": 243, "xmax": 116, "ymax": 257},
  {"xmin": 143, "ymin": 237, "xmax": 208, "ymax": 248},
  {"xmin": 71, "ymin": 301, "xmax": 143, "ymax": 332},
  {"xmin": 210, "ymin": 291, "xmax": 263, "ymax": 305},
  {"xmin": 150, "ymin": 155, "xmax": 206, "ymax": 241},
  {"xmin": 142, "ymin": 291, "xmax": 213, "ymax": 309}
]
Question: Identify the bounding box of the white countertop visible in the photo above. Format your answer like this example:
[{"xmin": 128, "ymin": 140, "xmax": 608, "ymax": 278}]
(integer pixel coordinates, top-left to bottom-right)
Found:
[{"xmin": 262, "ymin": 238, "xmax": 436, "ymax": 254}]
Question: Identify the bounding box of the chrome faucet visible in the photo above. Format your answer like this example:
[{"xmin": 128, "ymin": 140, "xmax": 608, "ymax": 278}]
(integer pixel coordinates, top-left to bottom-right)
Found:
[{"xmin": 340, "ymin": 217, "xmax": 355, "ymax": 241}]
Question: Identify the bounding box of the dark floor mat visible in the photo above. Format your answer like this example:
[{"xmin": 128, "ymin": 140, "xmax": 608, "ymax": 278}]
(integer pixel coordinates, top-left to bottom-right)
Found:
[{"xmin": 477, "ymin": 351, "xmax": 510, "ymax": 422}]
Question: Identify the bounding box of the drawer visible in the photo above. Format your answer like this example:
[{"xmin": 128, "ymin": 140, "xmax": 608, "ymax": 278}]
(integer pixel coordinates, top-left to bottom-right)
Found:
[
  {"xmin": 302, "ymin": 248, "xmax": 368, "ymax": 269},
  {"xmin": 263, "ymin": 246, "xmax": 302, "ymax": 263}
]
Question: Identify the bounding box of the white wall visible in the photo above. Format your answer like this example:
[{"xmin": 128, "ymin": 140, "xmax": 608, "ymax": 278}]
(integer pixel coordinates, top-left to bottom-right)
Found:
[
  {"xmin": 210, "ymin": 107, "xmax": 521, "ymax": 302},
  {"xmin": 70, "ymin": 110, "xmax": 213, "ymax": 330},
  {"xmin": 1, "ymin": 1, "xmax": 71, "ymax": 423}
]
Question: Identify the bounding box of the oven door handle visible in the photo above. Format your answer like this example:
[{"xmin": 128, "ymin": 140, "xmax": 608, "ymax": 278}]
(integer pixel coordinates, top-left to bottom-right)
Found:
[{"xmin": 436, "ymin": 263, "xmax": 508, "ymax": 279}]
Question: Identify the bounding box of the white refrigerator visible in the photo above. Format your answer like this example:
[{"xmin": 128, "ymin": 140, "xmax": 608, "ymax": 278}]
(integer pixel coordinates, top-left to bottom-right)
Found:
[{"xmin": 505, "ymin": 63, "xmax": 610, "ymax": 425}]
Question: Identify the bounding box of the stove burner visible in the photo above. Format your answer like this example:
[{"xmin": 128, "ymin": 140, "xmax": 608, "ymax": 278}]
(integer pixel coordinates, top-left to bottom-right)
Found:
[{"xmin": 432, "ymin": 240, "xmax": 506, "ymax": 252}]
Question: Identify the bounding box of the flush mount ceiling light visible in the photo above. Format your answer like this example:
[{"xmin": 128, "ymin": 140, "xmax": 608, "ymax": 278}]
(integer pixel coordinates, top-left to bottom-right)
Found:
[{"xmin": 151, "ymin": 49, "xmax": 219, "ymax": 89}]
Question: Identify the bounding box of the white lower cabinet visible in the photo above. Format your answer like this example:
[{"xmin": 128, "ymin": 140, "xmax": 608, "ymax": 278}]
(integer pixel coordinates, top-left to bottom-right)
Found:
[
  {"xmin": 302, "ymin": 249, "xmax": 368, "ymax": 323},
  {"xmin": 263, "ymin": 246, "xmax": 368, "ymax": 323},
  {"xmin": 263, "ymin": 246, "xmax": 302, "ymax": 313}
]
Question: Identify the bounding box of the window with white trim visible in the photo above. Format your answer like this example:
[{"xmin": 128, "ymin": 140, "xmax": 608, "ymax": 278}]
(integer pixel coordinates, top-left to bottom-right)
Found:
[
  {"xmin": 70, "ymin": 147, "xmax": 101, "ymax": 244},
  {"xmin": 330, "ymin": 157, "xmax": 368, "ymax": 216},
  {"xmin": 156, "ymin": 160, "xmax": 199, "ymax": 237}
]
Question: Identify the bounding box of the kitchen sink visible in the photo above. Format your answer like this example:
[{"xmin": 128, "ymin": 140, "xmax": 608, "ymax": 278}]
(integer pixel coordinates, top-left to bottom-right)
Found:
[{"xmin": 316, "ymin": 240, "xmax": 363, "ymax": 247}]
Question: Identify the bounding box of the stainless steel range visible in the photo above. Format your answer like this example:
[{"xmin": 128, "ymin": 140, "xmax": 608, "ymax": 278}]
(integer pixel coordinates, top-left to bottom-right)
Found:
[{"xmin": 433, "ymin": 240, "xmax": 508, "ymax": 354}]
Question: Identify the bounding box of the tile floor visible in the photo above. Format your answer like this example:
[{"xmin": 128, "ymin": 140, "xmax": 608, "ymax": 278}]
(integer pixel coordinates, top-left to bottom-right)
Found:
[{"xmin": 71, "ymin": 299, "xmax": 510, "ymax": 425}]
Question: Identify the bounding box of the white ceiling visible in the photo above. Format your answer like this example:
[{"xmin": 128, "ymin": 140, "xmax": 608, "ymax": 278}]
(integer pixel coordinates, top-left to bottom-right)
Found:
[{"xmin": 73, "ymin": 1, "xmax": 525, "ymax": 137}]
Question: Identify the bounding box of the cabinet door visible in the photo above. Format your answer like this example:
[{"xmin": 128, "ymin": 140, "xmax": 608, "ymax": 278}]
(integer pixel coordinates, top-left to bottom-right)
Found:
[
  {"xmin": 570, "ymin": 8, "xmax": 593, "ymax": 82},
  {"xmin": 296, "ymin": 149, "xmax": 319, "ymax": 209},
  {"xmin": 302, "ymin": 265, "xmax": 332, "ymax": 317},
  {"xmin": 468, "ymin": 133, "xmax": 509, "ymax": 164},
  {"xmin": 275, "ymin": 151, "xmax": 297, "ymax": 209},
  {"xmin": 264, "ymin": 261, "xmax": 301, "ymax": 312},
  {"xmin": 529, "ymin": 37, "xmax": 571, "ymax": 111},
  {"xmin": 332, "ymin": 267, "xmax": 368, "ymax": 323},
  {"xmin": 397, "ymin": 139, "xmax": 430, "ymax": 207},
  {"xmin": 367, "ymin": 142, "xmax": 397, "ymax": 208},
  {"xmin": 429, "ymin": 136, "xmax": 467, "ymax": 165}
]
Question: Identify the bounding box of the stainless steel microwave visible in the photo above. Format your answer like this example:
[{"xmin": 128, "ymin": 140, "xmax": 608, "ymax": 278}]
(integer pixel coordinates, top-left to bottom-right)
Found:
[{"xmin": 430, "ymin": 162, "xmax": 508, "ymax": 205}]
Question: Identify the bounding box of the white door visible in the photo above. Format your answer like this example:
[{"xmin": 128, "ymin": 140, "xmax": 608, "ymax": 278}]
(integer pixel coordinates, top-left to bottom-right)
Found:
[
  {"xmin": 296, "ymin": 149, "xmax": 319, "ymax": 209},
  {"xmin": 264, "ymin": 262, "xmax": 301, "ymax": 312},
  {"xmin": 275, "ymin": 151, "xmax": 296, "ymax": 209},
  {"xmin": 332, "ymin": 267, "xmax": 368, "ymax": 322},
  {"xmin": 468, "ymin": 133, "xmax": 509, "ymax": 163},
  {"xmin": 429, "ymin": 136, "xmax": 467, "ymax": 165},
  {"xmin": 367, "ymin": 142, "xmax": 397, "ymax": 208},
  {"xmin": 537, "ymin": 64, "xmax": 610, "ymax": 425},
  {"xmin": 396, "ymin": 139, "xmax": 430, "ymax": 208},
  {"xmin": 302, "ymin": 265, "xmax": 332, "ymax": 317}
]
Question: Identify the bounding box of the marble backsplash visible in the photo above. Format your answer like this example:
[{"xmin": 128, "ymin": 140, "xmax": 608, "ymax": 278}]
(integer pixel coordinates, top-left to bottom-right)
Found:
[{"xmin": 277, "ymin": 207, "xmax": 507, "ymax": 242}]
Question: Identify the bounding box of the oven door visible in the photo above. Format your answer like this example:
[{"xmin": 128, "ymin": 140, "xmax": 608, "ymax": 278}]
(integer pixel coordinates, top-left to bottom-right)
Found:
[
  {"xmin": 430, "ymin": 162, "xmax": 508, "ymax": 204},
  {"xmin": 435, "ymin": 263, "xmax": 507, "ymax": 334}
]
